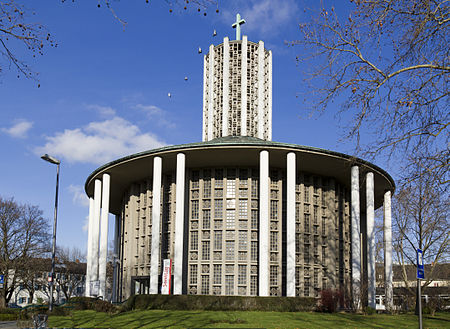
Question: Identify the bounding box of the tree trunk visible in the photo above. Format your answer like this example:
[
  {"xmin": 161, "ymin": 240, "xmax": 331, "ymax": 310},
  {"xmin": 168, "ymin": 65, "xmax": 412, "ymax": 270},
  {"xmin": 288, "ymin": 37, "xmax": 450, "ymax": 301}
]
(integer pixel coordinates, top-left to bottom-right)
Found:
[
  {"xmin": 29, "ymin": 289, "xmax": 35, "ymax": 305},
  {"xmin": 0, "ymin": 289, "xmax": 6, "ymax": 308}
]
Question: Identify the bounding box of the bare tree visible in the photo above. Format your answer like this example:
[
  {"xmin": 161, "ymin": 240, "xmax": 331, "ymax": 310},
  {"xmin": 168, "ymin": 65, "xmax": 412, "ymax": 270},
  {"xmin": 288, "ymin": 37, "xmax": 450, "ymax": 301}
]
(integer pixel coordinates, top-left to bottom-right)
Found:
[
  {"xmin": 0, "ymin": 1, "xmax": 55, "ymax": 80},
  {"xmin": 89, "ymin": 0, "xmax": 219, "ymax": 28},
  {"xmin": 392, "ymin": 159, "xmax": 449, "ymax": 296},
  {"xmin": 16, "ymin": 258, "xmax": 49, "ymax": 304},
  {"xmin": 293, "ymin": 0, "xmax": 449, "ymax": 184},
  {"xmin": 1, "ymin": 0, "xmax": 218, "ymax": 81},
  {"xmin": 0, "ymin": 197, "xmax": 49, "ymax": 308},
  {"xmin": 54, "ymin": 246, "xmax": 86, "ymax": 301}
]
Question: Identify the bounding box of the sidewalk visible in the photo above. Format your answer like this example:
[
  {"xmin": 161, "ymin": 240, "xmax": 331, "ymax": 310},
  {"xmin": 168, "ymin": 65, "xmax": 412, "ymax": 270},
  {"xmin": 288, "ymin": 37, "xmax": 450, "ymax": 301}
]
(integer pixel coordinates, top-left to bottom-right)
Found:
[{"xmin": 0, "ymin": 322, "xmax": 17, "ymax": 329}]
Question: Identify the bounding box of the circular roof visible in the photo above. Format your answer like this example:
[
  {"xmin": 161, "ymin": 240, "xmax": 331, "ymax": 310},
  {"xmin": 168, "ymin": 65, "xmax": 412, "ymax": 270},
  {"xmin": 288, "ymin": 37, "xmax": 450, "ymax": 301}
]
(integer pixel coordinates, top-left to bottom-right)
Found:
[{"xmin": 85, "ymin": 136, "xmax": 395, "ymax": 214}]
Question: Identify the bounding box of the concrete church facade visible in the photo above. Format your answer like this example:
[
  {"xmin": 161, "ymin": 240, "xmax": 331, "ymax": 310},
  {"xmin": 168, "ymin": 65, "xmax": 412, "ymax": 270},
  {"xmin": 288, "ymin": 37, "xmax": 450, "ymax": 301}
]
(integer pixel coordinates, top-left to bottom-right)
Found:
[{"xmin": 85, "ymin": 16, "xmax": 395, "ymax": 310}]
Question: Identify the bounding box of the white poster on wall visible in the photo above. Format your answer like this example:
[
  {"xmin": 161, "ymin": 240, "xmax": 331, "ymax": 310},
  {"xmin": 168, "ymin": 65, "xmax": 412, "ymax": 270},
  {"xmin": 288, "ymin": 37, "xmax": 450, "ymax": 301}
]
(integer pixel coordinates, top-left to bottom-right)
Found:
[
  {"xmin": 91, "ymin": 280, "xmax": 100, "ymax": 296},
  {"xmin": 161, "ymin": 259, "xmax": 172, "ymax": 295}
]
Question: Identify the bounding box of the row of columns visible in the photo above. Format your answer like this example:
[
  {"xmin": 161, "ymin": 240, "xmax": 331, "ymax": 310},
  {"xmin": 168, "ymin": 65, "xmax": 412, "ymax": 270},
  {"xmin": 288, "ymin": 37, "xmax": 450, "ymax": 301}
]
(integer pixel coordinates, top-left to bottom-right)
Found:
[
  {"xmin": 350, "ymin": 167, "xmax": 393, "ymax": 310},
  {"xmin": 149, "ymin": 154, "xmax": 187, "ymax": 295},
  {"xmin": 85, "ymin": 173, "xmax": 110, "ymax": 299},
  {"xmin": 86, "ymin": 151, "xmax": 393, "ymax": 308},
  {"xmin": 85, "ymin": 154, "xmax": 188, "ymax": 299},
  {"xmin": 280, "ymin": 154, "xmax": 393, "ymax": 311}
]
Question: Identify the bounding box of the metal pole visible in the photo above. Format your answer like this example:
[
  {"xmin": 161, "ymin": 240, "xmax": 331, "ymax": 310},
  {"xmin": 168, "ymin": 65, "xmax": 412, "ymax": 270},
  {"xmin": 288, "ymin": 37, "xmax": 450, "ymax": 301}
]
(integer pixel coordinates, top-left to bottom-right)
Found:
[
  {"xmin": 49, "ymin": 163, "xmax": 60, "ymax": 312},
  {"xmin": 418, "ymin": 279, "xmax": 423, "ymax": 329}
]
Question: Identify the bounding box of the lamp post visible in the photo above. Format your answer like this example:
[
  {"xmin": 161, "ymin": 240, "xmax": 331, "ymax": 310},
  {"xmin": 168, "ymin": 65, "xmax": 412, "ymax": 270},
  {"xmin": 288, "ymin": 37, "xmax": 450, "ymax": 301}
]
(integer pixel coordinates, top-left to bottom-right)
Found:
[{"xmin": 41, "ymin": 154, "xmax": 60, "ymax": 312}]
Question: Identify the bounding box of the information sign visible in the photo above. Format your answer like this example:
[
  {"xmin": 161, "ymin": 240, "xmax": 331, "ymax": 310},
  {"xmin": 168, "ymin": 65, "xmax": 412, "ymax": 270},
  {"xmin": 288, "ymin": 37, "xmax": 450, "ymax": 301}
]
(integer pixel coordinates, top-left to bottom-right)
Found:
[
  {"xmin": 0, "ymin": 274, "xmax": 4, "ymax": 284},
  {"xmin": 417, "ymin": 248, "xmax": 425, "ymax": 279},
  {"xmin": 161, "ymin": 259, "xmax": 172, "ymax": 295}
]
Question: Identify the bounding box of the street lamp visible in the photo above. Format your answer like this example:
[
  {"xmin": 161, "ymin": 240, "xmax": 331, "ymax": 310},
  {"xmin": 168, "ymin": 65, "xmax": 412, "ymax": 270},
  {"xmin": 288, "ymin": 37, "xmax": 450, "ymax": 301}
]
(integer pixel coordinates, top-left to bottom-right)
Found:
[{"xmin": 41, "ymin": 154, "xmax": 60, "ymax": 312}]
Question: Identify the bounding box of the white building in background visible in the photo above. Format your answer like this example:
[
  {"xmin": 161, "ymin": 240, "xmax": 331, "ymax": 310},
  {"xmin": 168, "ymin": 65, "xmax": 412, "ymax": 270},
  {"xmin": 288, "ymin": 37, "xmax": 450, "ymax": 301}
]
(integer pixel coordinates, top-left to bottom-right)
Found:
[
  {"xmin": 375, "ymin": 263, "xmax": 450, "ymax": 311},
  {"xmin": 7, "ymin": 259, "xmax": 86, "ymax": 307},
  {"xmin": 10, "ymin": 274, "xmax": 85, "ymax": 307},
  {"xmin": 84, "ymin": 14, "xmax": 395, "ymax": 310}
]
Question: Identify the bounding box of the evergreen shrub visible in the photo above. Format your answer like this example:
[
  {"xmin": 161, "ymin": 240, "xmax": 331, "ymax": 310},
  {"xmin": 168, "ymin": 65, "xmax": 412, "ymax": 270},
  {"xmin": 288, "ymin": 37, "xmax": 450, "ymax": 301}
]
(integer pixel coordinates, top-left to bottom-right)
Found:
[
  {"xmin": 66, "ymin": 297, "xmax": 117, "ymax": 313},
  {"xmin": 122, "ymin": 294, "xmax": 316, "ymax": 312},
  {"xmin": 0, "ymin": 313, "xmax": 17, "ymax": 321}
]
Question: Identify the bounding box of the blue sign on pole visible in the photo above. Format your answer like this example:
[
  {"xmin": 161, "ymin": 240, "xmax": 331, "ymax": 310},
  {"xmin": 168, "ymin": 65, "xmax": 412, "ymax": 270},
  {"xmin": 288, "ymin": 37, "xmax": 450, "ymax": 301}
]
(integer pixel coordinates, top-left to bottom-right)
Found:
[
  {"xmin": 0, "ymin": 274, "xmax": 4, "ymax": 284},
  {"xmin": 417, "ymin": 249, "xmax": 425, "ymax": 279}
]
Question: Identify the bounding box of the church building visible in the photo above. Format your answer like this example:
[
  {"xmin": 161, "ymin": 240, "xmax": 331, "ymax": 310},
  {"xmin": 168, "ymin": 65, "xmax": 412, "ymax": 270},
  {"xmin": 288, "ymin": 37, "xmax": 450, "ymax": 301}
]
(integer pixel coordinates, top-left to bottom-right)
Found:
[{"xmin": 84, "ymin": 14, "xmax": 395, "ymax": 310}]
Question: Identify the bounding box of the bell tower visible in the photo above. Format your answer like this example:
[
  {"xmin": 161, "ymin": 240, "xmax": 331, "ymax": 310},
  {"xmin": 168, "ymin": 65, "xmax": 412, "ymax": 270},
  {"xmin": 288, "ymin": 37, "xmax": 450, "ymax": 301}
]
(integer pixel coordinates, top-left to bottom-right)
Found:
[{"xmin": 202, "ymin": 14, "xmax": 272, "ymax": 141}]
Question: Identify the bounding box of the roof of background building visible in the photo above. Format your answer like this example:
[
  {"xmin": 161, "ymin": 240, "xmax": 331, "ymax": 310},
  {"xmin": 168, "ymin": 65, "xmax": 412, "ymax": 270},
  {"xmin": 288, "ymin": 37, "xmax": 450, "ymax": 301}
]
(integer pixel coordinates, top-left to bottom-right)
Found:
[{"xmin": 376, "ymin": 263, "xmax": 450, "ymax": 281}]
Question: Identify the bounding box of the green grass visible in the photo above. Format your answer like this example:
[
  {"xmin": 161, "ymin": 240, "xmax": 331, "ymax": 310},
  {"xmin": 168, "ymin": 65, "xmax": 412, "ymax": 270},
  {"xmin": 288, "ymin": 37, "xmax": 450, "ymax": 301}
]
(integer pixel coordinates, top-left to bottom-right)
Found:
[{"xmin": 48, "ymin": 310, "xmax": 450, "ymax": 328}]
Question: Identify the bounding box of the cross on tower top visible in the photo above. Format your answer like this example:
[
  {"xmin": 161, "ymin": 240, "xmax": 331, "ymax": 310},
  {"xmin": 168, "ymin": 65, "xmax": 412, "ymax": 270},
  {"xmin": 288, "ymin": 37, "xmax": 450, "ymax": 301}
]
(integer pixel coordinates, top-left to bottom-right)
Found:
[{"xmin": 231, "ymin": 13, "xmax": 246, "ymax": 41}]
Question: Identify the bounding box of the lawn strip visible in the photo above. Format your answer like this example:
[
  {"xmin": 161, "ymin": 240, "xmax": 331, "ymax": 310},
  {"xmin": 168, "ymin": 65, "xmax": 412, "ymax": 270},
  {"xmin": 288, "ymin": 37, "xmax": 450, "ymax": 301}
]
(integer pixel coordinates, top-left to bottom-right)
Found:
[{"xmin": 48, "ymin": 309, "xmax": 450, "ymax": 329}]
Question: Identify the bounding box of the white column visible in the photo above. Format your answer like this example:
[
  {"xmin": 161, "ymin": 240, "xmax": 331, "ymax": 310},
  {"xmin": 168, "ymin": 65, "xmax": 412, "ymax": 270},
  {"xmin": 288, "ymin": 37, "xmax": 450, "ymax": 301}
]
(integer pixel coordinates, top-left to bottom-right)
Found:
[
  {"xmin": 286, "ymin": 152, "xmax": 296, "ymax": 296},
  {"xmin": 222, "ymin": 37, "xmax": 230, "ymax": 137},
  {"xmin": 366, "ymin": 172, "xmax": 375, "ymax": 309},
  {"xmin": 384, "ymin": 190, "xmax": 393, "ymax": 311},
  {"xmin": 257, "ymin": 41, "xmax": 265, "ymax": 140},
  {"xmin": 202, "ymin": 53, "xmax": 208, "ymax": 142},
  {"xmin": 268, "ymin": 50, "xmax": 272, "ymax": 141},
  {"xmin": 207, "ymin": 44, "xmax": 214, "ymax": 140},
  {"xmin": 99, "ymin": 173, "xmax": 110, "ymax": 299},
  {"xmin": 85, "ymin": 197, "xmax": 94, "ymax": 297},
  {"xmin": 112, "ymin": 215, "xmax": 120, "ymax": 303},
  {"xmin": 92, "ymin": 179, "xmax": 102, "ymax": 288},
  {"xmin": 173, "ymin": 153, "xmax": 186, "ymax": 295},
  {"xmin": 150, "ymin": 156, "xmax": 162, "ymax": 294},
  {"xmin": 241, "ymin": 35, "xmax": 248, "ymax": 136},
  {"xmin": 351, "ymin": 166, "xmax": 361, "ymax": 310},
  {"xmin": 259, "ymin": 150, "xmax": 269, "ymax": 296}
]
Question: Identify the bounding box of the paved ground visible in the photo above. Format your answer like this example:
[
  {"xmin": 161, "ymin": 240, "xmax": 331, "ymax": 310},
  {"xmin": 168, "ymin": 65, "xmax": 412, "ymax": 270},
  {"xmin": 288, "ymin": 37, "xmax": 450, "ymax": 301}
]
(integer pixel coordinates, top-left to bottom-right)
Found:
[{"xmin": 0, "ymin": 322, "xmax": 17, "ymax": 329}]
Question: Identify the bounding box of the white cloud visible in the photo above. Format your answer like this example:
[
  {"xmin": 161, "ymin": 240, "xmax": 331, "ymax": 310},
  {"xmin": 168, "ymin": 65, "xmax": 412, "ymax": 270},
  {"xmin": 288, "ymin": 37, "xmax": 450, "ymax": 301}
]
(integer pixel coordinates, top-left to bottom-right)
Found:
[
  {"xmin": 68, "ymin": 184, "xmax": 89, "ymax": 207},
  {"xmin": 86, "ymin": 104, "xmax": 116, "ymax": 116},
  {"xmin": 35, "ymin": 116, "xmax": 166, "ymax": 165},
  {"xmin": 121, "ymin": 92, "xmax": 145, "ymax": 105},
  {"xmin": 135, "ymin": 104, "xmax": 176, "ymax": 129},
  {"xmin": 1, "ymin": 120, "xmax": 33, "ymax": 138},
  {"xmin": 82, "ymin": 215, "xmax": 89, "ymax": 232},
  {"xmin": 135, "ymin": 104, "xmax": 163, "ymax": 116},
  {"xmin": 223, "ymin": 0, "xmax": 298, "ymax": 36}
]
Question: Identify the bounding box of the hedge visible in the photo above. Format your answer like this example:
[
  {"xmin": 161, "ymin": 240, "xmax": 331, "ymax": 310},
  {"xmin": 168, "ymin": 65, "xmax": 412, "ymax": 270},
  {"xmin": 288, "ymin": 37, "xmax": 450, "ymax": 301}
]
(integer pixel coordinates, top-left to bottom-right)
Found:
[
  {"xmin": 121, "ymin": 294, "xmax": 317, "ymax": 312},
  {"xmin": 10, "ymin": 297, "xmax": 118, "ymax": 320},
  {"xmin": 64, "ymin": 297, "xmax": 117, "ymax": 313},
  {"xmin": 0, "ymin": 313, "xmax": 17, "ymax": 321},
  {"xmin": 0, "ymin": 307, "xmax": 21, "ymax": 321}
]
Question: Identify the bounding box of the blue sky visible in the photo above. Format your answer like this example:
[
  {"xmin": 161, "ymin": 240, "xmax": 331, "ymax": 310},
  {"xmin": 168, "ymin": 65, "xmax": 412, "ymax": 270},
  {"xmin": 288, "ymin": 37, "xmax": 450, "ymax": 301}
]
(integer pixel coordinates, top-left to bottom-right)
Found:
[{"xmin": 0, "ymin": 0, "xmax": 376, "ymax": 254}]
